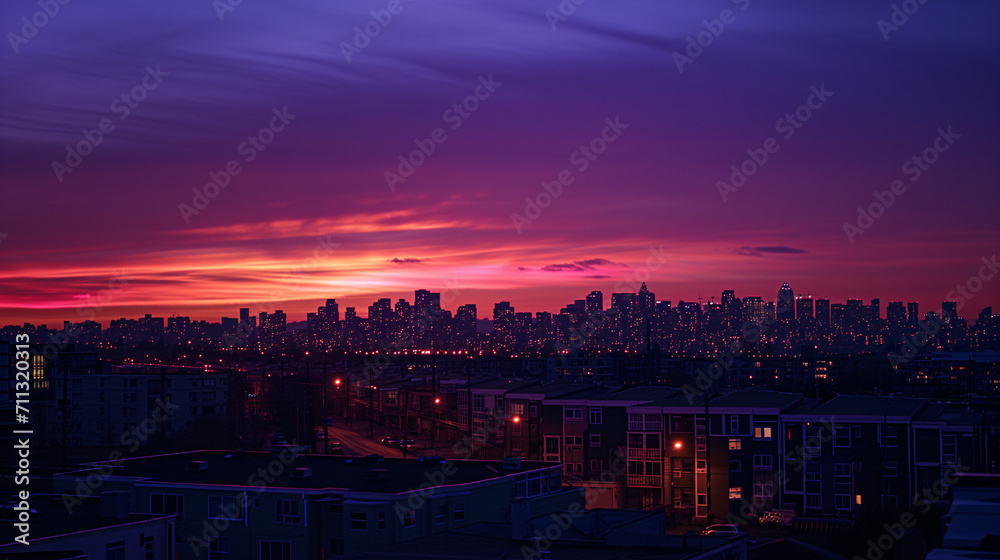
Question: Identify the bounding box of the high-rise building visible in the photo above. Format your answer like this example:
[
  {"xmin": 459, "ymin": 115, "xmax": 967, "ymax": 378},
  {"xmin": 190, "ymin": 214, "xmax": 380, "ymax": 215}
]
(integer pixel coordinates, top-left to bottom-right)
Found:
[
  {"xmin": 493, "ymin": 302, "xmax": 515, "ymax": 352},
  {"xmin": 795, "ymin": 295, "xmax": 813, "ymax": 321},
  {"xmin": 743, "ymin": 297, "xmax": 763, "ymax": 323},
  {"xmin": 942, "ymin": 301, "xmax": 958, "ymax": 324},
  {"xmin": 637, "ymin": 283, "xmax": 655, "ymax": 320},
  {"xmin": 586, "ymin": 291, "xmax": 603, "ymax": 315},
  {"xmin": 907, "ymin": 302, "xmax": 919, "ymax": 324},
  {"xmin": 777, "ymin": 283, "xmax": 795, "ymax": 321},
  {"xmin": 887, "ymin": 301, "xmax": 906, "ymax": 330},
  {"xmin": 815, "ymin": 299, "xmax": 830, "ymax": 326}
]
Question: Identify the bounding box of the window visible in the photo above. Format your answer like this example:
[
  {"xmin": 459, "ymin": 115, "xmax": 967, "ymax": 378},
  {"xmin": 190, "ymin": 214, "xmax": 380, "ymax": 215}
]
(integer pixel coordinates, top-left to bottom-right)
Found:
[
  {"xmin": 942, "ymin": 434, "xmax": 957, "ymax": 461},
  {"xmin": 730, "ymin": 415, "xmax": 739, "ymax": 434},
  {"xmin": 697, "ymin": 494, "xmax": 707, "ymax": 506},
  {"xmin": 590, "ymin": 434, "xmax": 601, "ymax": 447},
  {"xmin": 729, "ymin": 438, "xmax": 741, "ymax": 450},
  {"xmin": 209, "ymin": 537, "xmax": 229, "ymax": 560},
  {"xmin": 835, "ymin": 425, "xmax": 850, "ymax": 447},
  {"xmin": 591, "ymin": 459, "xmax": 603, "ymax": 471},
  {"xmin": 729, "ymin": 487, "xmax": 742, "ymax": 499},
  {"xmin": 143, "ymin": 535, "xmax": 155, "ymax": 560},
  {"xmin": 329, "ymin": 539, "xmax": 345, "ymax": 556},
  {"xmin": 835, "ymin": 463, "xmax": 851, "ymax": 478},
  {"xmin": 190, "ymin": 392, "xmax": 198, "ymax": 401},
  {"xmin": 150, "ymin": 493, "xmax": 184, "ymax": 521},
  {"xmin": 835, "ymin": 494, "xmax": 852, "ymax": 511},
  {"xmin": 106, "ymin": 540, "xmax": 125, "ymax": 560},
  {"xmin": 203, "ymin": 378, "xmax": 216, "ymax": 387},
  {"xmin": 753, "ymin": 483, "xmax": 773, "ymax": 498},
  {"xmin": 754, "ymin": 426, "xmax": 772, "ymax": 440},
  {"xmin": 806, "ymin": 494, "xmax": 821, "ymax": 509},
  {"xmin": 435, "ymin": 503, "xmax": 447, "ymax": 525},
  {"xmin": 276, "ymin": 499, "xmax": 300, "ymax": 524},
  {"xmin": 753, "ymin": 455, "xmax": 772, "ymax": 470},
  {"xmin": 529, "ymin": 404, "xmax": 538, "ymax": 417},
  {"xmin": 564, "ymin": 408, "xmax": 582, "ymax": 421},
  {"xmin": 454, "ymin": 502, "xmax": 465, "ymax": 521},
  {"xmin": 378, "ymin": 511, "xmax": 386, "ymax": 530},
  {"xmin": 696, "ymin": 460, "xmax": 706, "ymax": 473},
  {"xmin": 260, "ymin": 541, "xmax": 291, "ymax": 560},
  {"xmin": 806, "ymin": 471, "xmax": 820, "ymax": 482},
  {"xmin": 202, "ymin": 392, "xmax": 216, "ymax": 401},
  {"xmin": 884, "ymin": 426, "xmax": 898, "ymax": 447},
  {"xmin": 328, "ymin": 499, "xmax": 343, "ymax": 513},
  {"xmin": 589, "ymin": 407, "xmax": 602, "ymax": 425},
  {"xmin": 729, "ymin": 460, "xmax": 740, "ymax": 471},
  {"xmin": 402, "ymin": 508, "xmax": 416, "ymax": 528},
  {"xmin": 884, "ymin": 494, "xmax": 899, "ymax": 509},
  {"xmin": 805, "ymin": 425, "xmax": 823, "ymax": 455},
  {"xmin": 566, "ymin": 436, "xmax": 583, "ymax": 447},
  {"xmin": 351, "ymin": 512, "xmax": 367, "ymax": 531},
  {"xmin": 544, "ymin": 436, "xmax": 560, "ymax": 456},
  {"xmin": 208, "ymin": 496, "xmax": 243, "ymax": 520},
  {"xmin": 509, "ymin": 402, "xmax": 524, "ymax": 416},
  {"xmin": 885, "ymin": 461, "xmax": 898, "ymax": 478}
]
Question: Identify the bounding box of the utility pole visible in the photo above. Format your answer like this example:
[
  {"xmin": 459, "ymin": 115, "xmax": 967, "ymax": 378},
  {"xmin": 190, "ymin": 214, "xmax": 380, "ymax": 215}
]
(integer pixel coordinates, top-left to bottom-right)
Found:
[
  {"xmin": 369, "ymin": 366, "xmax": 375, "ymax": 439},
  {"xmin": 431, "ymin": 352, "xmax": 437, "ymax": 446},
  {"xmin": 322, "ymin": 358, "xmax": 329, "ymax": 454}
]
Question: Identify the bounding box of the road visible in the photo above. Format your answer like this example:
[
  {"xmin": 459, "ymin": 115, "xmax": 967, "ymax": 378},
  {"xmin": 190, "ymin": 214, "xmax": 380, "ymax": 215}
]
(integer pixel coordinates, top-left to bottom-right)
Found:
[{"xmin": 325, "ymin": 424, "xmax": 404, "ymax": 458}]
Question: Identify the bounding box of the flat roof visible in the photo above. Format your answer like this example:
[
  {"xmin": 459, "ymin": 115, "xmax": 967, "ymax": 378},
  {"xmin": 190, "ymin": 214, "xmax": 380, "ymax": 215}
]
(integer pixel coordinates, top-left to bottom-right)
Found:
[
  {"xmin": 58, "ymin": 450, "xmax": 559, "ymax": 495},
  {"xmin": 805, "ymin": 395, "xmax": 928, "ymax": 418},
  {"xmin": 706, "ymin": 391, "xmax": 804, "ymax": 411}
]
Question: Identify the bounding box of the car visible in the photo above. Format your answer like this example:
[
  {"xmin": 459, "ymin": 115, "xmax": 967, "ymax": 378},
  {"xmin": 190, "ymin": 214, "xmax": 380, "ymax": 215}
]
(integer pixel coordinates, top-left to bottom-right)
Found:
[
  {"xmin": 329, "ymin": 445, "xmax": 345, "ymax": 455},
  {"xmin": 402, "ymin": 439, "xmax": 416, "ymax": 448},
  {"xmin": 326, "ymin": 417, "xmax": 334, "ymax": 425},
  {"xmin": 381, "ymin": 437, "xmax": 400, "ymax": 447},
  {"xmin": 702, "ymin": 524, "xmax": 746, "ymax": 537},
  {"xmin": 329, "ymin": 438, "xmax": 342, "ymax": 447},
  {"xmin": 314, "ymin": 430, "xmax": 326, "ymax": 440}
]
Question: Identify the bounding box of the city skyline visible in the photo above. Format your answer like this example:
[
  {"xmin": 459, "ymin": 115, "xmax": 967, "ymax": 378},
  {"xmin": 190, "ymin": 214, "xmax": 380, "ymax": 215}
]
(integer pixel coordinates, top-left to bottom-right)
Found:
[
  {"xmin": 5, "ymin": 280, "xmax": 996, "ymax": 329},
  {"xmin": 2, "ymin": 0, "xmax": 999, "ymax": 328}
]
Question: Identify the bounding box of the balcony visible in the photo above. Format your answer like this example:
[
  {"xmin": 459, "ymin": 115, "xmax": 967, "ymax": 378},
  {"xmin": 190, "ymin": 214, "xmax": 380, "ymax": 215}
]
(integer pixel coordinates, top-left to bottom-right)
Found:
[
  {"xmin": 627, "ymin": 448, "xmax": 661, "ymax": 461},
  {"xmin": 942, "ymin": 454, "xmax": 957, "ymax": 465},
  {"xmin": 627, "ymin": 475, "xmax": 662, "ymax": 488}
]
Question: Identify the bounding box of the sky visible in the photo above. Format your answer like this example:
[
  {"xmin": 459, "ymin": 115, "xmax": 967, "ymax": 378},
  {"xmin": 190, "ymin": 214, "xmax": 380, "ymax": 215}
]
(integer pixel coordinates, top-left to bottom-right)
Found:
[{"xmin": 1, "ymin": 0, "xmax": 999, "ymax": 326}]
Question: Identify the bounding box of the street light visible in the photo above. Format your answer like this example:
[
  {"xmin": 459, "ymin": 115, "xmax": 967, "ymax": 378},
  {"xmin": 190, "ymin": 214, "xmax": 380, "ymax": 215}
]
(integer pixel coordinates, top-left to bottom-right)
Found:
[{"xmin": 674, "ymin": 442, "xmax": 682, "ymax": 450}]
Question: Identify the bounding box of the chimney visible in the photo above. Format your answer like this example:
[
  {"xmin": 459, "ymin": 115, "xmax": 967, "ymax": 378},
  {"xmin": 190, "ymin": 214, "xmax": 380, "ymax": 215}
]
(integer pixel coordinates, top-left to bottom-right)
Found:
[{"xmin": 100, "ymin": 491, "xmax": 130, "ymax": 520}]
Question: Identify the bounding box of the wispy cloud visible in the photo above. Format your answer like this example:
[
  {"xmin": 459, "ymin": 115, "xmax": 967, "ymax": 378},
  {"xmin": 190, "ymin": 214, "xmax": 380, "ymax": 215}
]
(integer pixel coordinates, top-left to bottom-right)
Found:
[
  {"xmin": 390, "ymin": 258, "xmax": 423, "ymax": 264},
  {"xmin": 735, "ymin": 246, "xmax": 808, "ymax": 257}
]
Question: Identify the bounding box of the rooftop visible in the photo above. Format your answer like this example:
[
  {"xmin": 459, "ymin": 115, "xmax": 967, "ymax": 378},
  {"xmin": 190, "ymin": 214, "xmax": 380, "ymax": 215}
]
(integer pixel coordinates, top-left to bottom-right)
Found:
[
  {"xmin": 707, "ymin": 390, "xmax": 805, "ymax": 411},
  {"xmin": 805, "ymin": 395, "xmax": 929, "ymax": 418},
  {"xmin": 58, "ymin": 450, "xmax": 558, "ymax": 495}
]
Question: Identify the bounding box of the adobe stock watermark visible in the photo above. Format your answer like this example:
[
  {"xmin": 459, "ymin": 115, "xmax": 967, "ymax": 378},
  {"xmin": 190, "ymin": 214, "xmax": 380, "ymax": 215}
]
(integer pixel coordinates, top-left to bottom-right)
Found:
[
  {"xmin": 385, "ymin": 75, "xmax": 501, "ymax": 191},
  {"xmin": 877, "ymin": 0, "xmax": 931, "ymax": 41},
  {"xmin": 340, "ymin": 0, "xmax": 414, "ymax": 63},
  {"xmin": 947, "ymin": 255, "xmax": 998, "ymax": 314},
  {"xmin": 511, "ymin": 116, "xmax": 628, "ymax": 232},
  {"xmin": 7, "ymin": 0, "xmax": 71, "ymax": 54},
  {"xmin": 842, "ymin": 126, "xmax": 959, "ymax": 244},
  {"xmin": 224, "ymin": 234, "xmax": 341, "ymax": 349},
  {"xmin": 51, "ymin": 65, "xmax": 169, "ymax": 183},
  {"xmin": 178, "ymin": 106, "xmax": 296, "ymax": 224},
  {"xmin": 62, "ymin": 398, "xmax": 179, "ymax": 513},
  {"xmin": 672, "ymin": 0, "xmax": 750, "ymax": 73},
  {"xmin": 544, "ymin": 0, "xmax": 587, "ymax": 31},
  {"xmin": 717, "ymin": 84, "xmax": 833, "ymax": 201}
]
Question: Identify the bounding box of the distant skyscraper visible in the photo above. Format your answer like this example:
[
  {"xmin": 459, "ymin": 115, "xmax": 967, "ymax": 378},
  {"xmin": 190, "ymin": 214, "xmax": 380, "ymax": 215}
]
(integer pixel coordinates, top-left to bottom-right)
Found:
[
  {"xmin": 743, "ymin": 297, "xmax": 763, "ymax": 323},
  {"xmin": 942, "ymin": 301, "xmax": 958, "ymax": 324},
  {"xmin": 795, "ymin": 295, "xmax": 813, "ymax": 321},
  {"xmin": 585, "ymin": 291, "xmax": 603, "ymax": 315},
  {"xmin": 887, "ymin": 301, "xmax": 906, "ymax": 329},
  {"xmin": 907, "ymin": 302, "xmax": 919, "ymax": 323},
  {"xmin": 777, "ymin": 283, "xmax": 795, "ymax": 320},
  {"xmin": 870, "ymin": 298, "xmax": 880, "ymax": 321},
  {"xmin": 815, "ymin": 299, "xmax": 830, "ymax": 326},
  {"xmin": 637, "ymin": 283, "xmax": 655, "ymax": 320}
]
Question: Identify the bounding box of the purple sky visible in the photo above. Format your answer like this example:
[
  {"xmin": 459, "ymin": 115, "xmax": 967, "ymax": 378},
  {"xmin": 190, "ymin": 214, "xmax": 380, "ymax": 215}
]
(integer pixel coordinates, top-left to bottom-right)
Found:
[{"xmin": 1, "ymin": 0, "xmax": 999, "ymax": 326}]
